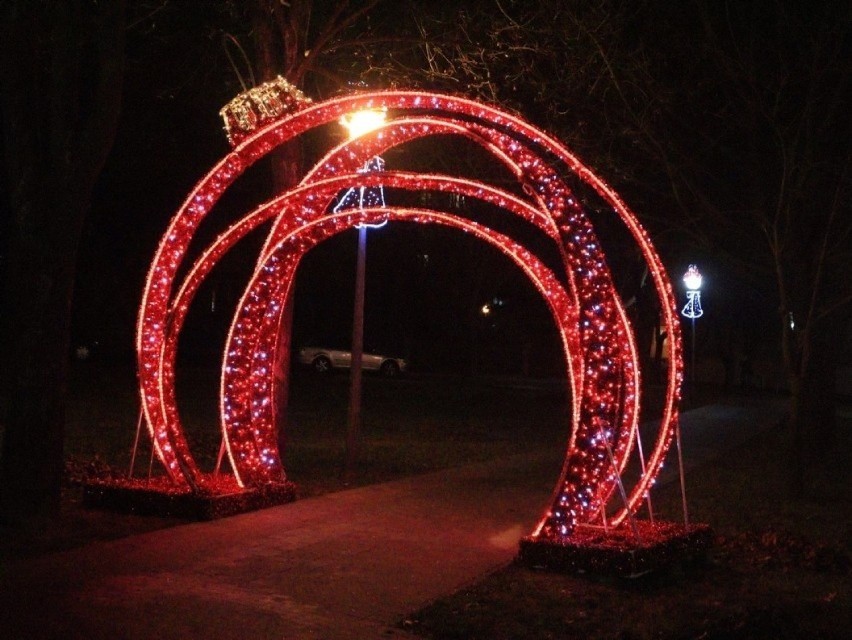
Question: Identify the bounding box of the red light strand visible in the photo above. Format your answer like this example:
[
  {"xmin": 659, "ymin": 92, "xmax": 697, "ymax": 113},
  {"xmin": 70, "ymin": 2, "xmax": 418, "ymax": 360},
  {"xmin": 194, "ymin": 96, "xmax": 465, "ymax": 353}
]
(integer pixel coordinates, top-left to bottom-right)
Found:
[{"xmin": 135, "ymin": 91, "xmax": 683, "ymax": 539}]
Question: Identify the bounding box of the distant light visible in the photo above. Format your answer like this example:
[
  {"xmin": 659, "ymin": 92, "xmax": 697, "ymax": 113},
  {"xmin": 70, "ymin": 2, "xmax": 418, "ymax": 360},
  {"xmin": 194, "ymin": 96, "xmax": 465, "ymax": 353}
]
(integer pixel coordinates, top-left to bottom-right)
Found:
[
  {"xmin": 683, "ymin": 264, "xmax": 702, "ymax": 291},
  {"xmin": 481, "ymin": 304, "xmax": 491, "ymax": 315},
  {"xmin": 339, "ymin": 108, "xmax": 387, "ymax": 139}
]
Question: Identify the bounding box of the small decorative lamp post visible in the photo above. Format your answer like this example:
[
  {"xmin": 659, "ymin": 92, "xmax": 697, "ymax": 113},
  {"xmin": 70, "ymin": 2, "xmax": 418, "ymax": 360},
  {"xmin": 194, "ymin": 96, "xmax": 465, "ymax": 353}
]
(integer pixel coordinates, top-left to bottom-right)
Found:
[
  {"xmin": 681, "ymin": 264, "xmax": 703, "ymax": 383},
  {"xmin": 339, "ymin": 108, "xmax": 387, "ymax": 483},
  {"xmin": 674, "ymin": 264, "xmax": 704, "ymax": 527}
]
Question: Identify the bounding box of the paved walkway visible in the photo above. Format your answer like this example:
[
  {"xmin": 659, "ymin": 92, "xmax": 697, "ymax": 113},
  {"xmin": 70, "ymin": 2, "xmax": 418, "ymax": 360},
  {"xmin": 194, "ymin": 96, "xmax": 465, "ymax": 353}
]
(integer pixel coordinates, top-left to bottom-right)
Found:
[{"xmin": 1, "ymin": 399, "xmax": 786, "ymax": 639}]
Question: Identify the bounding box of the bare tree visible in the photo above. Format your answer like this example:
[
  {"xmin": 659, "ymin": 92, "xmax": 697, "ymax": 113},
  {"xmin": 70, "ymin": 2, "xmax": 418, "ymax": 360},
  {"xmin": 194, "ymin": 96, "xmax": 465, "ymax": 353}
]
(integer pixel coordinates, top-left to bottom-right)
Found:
[
  {"xmin": 220, "ymin": 0, "xmax": 385, "ymax": 475},
  {"xmin": 571, "ymin": 0, "xmax": 850, "ymax": 483},
  {"xmin": 683, "ymin": 1, "xmax": 852, "ymax": 483},
  {"xmin": 370, "ymin": 0, "xmax": 852, "ymax": 484}
]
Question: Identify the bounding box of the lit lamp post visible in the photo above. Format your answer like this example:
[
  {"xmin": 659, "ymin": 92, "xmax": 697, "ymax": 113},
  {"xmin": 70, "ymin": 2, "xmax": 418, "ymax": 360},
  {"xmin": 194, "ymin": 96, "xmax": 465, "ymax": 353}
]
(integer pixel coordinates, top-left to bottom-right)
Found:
[
  {"xmin": 338, "ymin": 108, "xmax": 387, "ymax": 483},
  {"xmin": 681, "ymin": 264, "xmax": 704, "ymax": 384},
  {"xmin": 675, "ymin": 264, "xmax": 704, "ymax": 527}
]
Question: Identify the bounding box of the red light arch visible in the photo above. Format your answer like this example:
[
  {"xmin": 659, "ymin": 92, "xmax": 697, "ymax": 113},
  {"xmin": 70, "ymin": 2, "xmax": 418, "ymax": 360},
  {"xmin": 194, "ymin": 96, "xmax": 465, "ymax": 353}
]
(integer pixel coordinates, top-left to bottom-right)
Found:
[{"xmin": 136, "ymin": 91, "xmax": 683, "ymax": 540}]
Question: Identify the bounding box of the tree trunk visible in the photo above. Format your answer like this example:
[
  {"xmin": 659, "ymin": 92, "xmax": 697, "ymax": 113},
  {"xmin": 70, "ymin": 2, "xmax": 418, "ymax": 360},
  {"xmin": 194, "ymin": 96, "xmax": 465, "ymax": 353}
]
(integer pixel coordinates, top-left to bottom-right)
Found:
[
  {"xmin": 0, "ymin": 189, "xmax": 86, "ymax": 521},
  {"xmin": 0, "ymin": 1, "xmax": 125, "ymax": 524},
  {"xmin": 786, "ymin": 314, "xmax": 839, "ymax": 494},
  {"xmin": 267, "ymin": 143, "xmax": 304, "ymax": 461},
  {"xmin": 249, "ymin": 2, "xmax": 309, "ymax": 470}
]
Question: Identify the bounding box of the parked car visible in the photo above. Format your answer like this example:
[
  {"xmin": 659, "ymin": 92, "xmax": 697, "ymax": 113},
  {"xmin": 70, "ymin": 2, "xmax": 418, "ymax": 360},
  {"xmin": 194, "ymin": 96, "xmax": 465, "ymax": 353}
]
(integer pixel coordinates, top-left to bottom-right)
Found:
[{"xmin": 297, "ymin": 346, "xmax": 408, "ymax": 377}]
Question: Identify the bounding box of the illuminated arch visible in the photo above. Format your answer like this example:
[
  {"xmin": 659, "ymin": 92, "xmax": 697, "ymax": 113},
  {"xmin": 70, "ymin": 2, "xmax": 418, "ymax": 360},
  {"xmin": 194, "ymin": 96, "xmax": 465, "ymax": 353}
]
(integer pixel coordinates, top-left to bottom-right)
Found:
[{"xmin": 136, "ymin": 90, "xmax": 683, "ymax": 540}]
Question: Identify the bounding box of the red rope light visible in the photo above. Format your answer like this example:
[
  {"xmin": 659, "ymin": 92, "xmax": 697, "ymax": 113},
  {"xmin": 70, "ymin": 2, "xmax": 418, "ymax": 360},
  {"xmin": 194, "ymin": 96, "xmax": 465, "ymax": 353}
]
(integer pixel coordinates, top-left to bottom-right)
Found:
[{"xmin": 136, "ymin": 91, "xmax": 683, "ymax": 539}]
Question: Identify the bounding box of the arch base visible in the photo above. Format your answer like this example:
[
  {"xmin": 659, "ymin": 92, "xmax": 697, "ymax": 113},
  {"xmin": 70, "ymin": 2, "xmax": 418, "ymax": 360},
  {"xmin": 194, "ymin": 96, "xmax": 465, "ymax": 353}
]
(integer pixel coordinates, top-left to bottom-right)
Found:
[
  {"xmin": 519, "ymin": 521, "xmax": 713, "ymax": 578},
  {"xmin": 82, "ymin": 475, "xmax": 296, "ymax": 520}
]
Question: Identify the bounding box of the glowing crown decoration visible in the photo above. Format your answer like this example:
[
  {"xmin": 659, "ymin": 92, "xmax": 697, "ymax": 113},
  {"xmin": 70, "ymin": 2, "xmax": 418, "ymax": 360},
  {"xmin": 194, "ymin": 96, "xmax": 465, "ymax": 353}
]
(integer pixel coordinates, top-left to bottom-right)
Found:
[{"xmin": 219, "ymin": 75, "xmax": 312, "ymax": 146}]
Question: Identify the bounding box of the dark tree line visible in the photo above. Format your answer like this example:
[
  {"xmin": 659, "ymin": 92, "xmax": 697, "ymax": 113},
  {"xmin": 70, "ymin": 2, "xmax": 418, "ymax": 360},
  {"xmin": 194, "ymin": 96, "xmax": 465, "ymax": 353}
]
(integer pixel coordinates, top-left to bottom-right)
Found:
[
  {"xmin": 655, "ymin": 0, "xmax": 851, "ymax": 484},
  {"xmin": 392, "ymin": 0, "xmax": 851, "ymax": 485},
  {"xmin": 1, "ymin": 1, "xmax": 126, "ymax": 522}
]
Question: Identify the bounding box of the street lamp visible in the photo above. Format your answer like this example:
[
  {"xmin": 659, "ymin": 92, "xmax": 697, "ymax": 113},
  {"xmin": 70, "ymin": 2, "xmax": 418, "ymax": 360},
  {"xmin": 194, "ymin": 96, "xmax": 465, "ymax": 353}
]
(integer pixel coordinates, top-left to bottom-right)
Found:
[
  {"xmin": 674, "ymin": 264, "xmax": 704, "ymax": 527},
  {"xmin": 680, "ymin": 264, "xmax": 703, "ymax": 383},
  {"xmin": 339, "ymin": 108, "xmax": 387, "ymax": 483}
]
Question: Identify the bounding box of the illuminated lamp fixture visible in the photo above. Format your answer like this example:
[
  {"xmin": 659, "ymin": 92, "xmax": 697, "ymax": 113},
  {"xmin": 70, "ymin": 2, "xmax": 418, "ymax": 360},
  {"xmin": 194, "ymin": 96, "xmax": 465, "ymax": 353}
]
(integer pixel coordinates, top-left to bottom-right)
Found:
[
  {"xmin": 335, "ymin": 108, "xmax": 388, "ymax": 227},
  {"xmin": 339, "ymin": 107, "xmax": 387, "ymax": 139},
  {"xmin": 681, "ymin": 264, "xmax": 703, "ymax": 319}
]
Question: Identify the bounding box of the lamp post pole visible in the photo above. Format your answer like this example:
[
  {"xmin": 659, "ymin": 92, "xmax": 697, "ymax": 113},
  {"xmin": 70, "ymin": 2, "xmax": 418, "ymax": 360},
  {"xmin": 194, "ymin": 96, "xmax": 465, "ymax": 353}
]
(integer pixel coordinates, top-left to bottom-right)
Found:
[
  {"xmin": 343, "ymin": 224, "xmax": 367, "ymax": 483},
  {"xmin": 339, "ymin": 108, "xmax": 387, "ymax": 484},
  {"xmin": 691, "ymin": 315, "xmax": 696, "ymax": 384}
]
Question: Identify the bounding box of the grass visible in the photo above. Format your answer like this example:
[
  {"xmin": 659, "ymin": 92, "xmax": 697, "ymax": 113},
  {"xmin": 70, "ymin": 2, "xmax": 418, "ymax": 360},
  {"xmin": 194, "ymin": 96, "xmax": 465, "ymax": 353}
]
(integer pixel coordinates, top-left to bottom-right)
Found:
[
  {"xmin": 403, "ymin": 406, "xmax": 852, "ymax": 639},
  {"xmin": 3, "ymin": 361, "xmax": 573, "ymax": 555},
  {"xmin": 64, "ymin": 361, "xmax": 571, "ymax": 483}
]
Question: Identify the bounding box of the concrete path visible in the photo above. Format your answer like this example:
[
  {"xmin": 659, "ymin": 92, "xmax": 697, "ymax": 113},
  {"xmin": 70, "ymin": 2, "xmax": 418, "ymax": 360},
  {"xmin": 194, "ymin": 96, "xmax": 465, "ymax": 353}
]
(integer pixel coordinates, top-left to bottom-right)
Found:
[{"xmin": 1, "ymin": 400, "xmax": 786, "ymax": 640}]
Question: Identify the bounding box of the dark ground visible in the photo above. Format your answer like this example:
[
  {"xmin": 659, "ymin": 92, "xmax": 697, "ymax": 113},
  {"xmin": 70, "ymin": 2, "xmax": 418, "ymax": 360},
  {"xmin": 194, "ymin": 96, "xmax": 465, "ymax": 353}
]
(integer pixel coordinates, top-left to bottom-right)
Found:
[
  {"xmin": 1, "ymin": 365, "xmax": 849, "ymax": 639},
  {"xmin": 405, "ymin": 405, "xmax": 852, "ymax": 640}
]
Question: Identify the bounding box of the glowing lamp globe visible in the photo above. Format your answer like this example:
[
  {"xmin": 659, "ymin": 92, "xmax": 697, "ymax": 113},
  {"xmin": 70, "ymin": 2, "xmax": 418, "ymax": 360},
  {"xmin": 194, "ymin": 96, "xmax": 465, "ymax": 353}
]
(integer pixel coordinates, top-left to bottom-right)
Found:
[
  {"xmin": 681, "ymin": 264, "xmax": 704, "ymax": 319},
  {"xmin": 683, "ymin": 265, "xmax": 702, "ymax": 291},
  {"xmin": 339, "ymin": 108, "xmax": 387, "ymax": 139}
]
